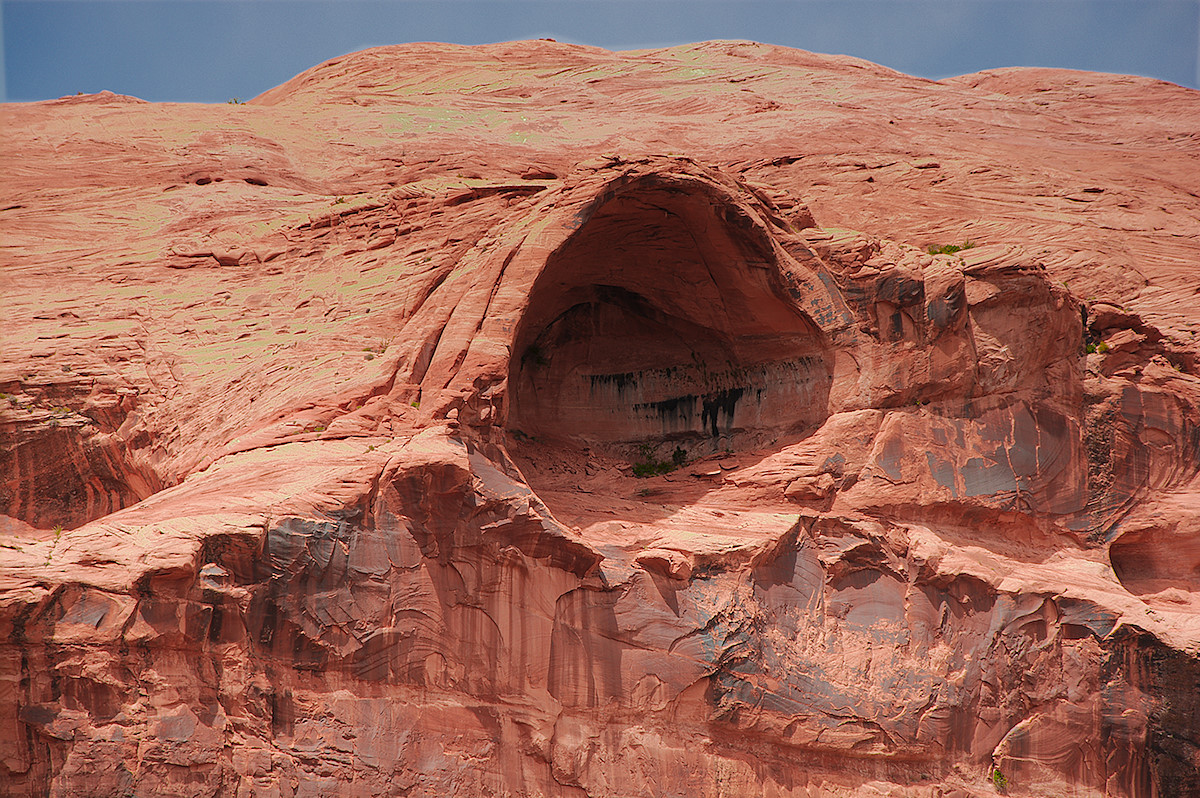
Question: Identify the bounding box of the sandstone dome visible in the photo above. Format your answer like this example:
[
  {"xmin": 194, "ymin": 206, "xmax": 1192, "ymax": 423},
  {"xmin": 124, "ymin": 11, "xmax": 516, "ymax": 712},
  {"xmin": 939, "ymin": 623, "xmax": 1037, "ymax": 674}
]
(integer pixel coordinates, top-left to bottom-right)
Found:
[{"xmin": 2, "ymin": 40, "xmax": 1200, "ymax": 798}]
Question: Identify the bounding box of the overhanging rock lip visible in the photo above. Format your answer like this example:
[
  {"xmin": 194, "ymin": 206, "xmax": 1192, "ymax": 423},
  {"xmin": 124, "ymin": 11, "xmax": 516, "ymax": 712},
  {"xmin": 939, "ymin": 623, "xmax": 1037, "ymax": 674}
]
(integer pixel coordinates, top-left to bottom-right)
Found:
[{"xmin": 491, "ymin": 158, "xmax": 837, "ymax": 447}]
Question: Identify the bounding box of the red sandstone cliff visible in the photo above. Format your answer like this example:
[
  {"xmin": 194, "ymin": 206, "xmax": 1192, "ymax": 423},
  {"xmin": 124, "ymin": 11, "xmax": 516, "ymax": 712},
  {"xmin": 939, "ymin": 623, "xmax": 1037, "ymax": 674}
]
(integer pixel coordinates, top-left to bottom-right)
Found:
[{"xmin": 2, "ymin": 40, "xmax": 1200, "ymax": 797}]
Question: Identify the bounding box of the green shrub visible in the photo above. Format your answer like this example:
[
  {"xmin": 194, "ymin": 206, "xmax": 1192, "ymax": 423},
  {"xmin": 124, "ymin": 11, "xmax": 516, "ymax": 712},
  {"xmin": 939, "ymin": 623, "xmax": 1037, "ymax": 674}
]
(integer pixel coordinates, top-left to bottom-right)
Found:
[
  {"xmin": 632, "ymin": 460, "xmax": 672, "ymax": 478},
  {"xmin": 632, "ymin": 444, "xmax": 687, "ymax": 478},
  {"xmin": 927, "ymin": 240, "xmax": 977, "ymax": 255}
]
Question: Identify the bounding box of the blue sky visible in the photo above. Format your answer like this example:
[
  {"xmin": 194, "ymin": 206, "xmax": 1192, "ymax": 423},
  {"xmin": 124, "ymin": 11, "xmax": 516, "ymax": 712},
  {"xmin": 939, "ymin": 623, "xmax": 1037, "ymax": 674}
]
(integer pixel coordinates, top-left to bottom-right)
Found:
[{"xmin": 2, "ymin": 0, "xmax": 1198, "ymax": 103}]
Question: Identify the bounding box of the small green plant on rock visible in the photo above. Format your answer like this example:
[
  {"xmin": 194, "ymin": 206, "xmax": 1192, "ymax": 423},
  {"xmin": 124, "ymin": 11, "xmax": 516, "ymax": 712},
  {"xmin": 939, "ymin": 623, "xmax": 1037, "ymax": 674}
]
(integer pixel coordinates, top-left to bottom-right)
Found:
[
  {"xmin": 671, "ymin": 446, "xmax": 687, "ymax": 467},
  {"xmin": 42, "ymin": 526, "xmax": 64, "ymax": 565},
  {"xmin": 362, "ymin": 338, "xmax": 392, "ymax": 355},
  {"xmin": 632, "ymin": 444, "xmax": 687, "ymax": 478},
  {"xmin": 991, "ymin": 767, "xmax": 1008, "ymax": 792},
  {"xmin": 927, "ymin": 240, "xmax": 977, "ymax": 255}
]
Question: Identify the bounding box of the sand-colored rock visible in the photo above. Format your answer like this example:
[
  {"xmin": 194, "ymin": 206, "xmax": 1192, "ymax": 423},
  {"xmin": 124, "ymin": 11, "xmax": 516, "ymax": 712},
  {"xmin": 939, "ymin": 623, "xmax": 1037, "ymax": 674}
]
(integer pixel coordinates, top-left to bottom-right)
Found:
[{"xmin": 2, "ymin": 40, "xmax": 1200, "ymax": 797}]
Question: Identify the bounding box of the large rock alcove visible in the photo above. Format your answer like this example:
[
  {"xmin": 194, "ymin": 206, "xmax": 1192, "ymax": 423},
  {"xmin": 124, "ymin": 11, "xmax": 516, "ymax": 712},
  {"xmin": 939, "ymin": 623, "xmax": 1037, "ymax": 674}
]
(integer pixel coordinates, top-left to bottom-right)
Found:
[{"xmin": 507, "ymin": 175, "xmax": 832, "ymax": 450}]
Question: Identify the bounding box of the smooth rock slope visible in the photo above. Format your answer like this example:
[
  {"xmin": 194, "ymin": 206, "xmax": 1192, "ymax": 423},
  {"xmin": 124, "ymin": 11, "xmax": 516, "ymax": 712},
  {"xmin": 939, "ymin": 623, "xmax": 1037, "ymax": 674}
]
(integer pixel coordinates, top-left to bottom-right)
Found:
[{"xmin": 2, "ymin": 40, "xmax": 1200, "ymax": 797}]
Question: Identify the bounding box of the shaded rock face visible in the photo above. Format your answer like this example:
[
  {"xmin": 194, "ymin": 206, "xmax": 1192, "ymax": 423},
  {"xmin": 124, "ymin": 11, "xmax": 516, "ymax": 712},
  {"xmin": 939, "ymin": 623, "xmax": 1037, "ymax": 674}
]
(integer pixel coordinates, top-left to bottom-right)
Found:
[
  {"xmin": 2, "ymin": 41, "xmax": 1200, "ymax": 798},
  {"xmin": 0, "ymin": 388, "xmax": 160, "ymax": 530}
]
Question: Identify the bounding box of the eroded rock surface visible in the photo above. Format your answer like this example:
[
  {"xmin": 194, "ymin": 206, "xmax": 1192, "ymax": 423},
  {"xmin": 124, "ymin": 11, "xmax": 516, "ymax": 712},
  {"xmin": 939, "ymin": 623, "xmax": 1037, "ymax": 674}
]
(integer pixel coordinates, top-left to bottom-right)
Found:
[{"xmin": 2, "ymin": 41, "xmax": 1200, "ymax": 798}]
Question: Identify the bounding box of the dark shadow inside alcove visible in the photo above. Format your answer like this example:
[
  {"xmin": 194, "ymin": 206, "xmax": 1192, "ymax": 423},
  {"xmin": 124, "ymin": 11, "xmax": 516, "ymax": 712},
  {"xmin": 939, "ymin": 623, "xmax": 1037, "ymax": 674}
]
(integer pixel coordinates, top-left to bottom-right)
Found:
[{"xmin": 507, "ymin": 177, "xmax": 833, "ymax": 454}]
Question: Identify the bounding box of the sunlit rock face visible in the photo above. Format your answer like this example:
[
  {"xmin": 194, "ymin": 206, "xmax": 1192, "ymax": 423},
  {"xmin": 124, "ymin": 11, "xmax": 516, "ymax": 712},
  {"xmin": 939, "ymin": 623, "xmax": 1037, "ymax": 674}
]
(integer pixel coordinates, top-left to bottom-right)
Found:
[{"xmin": 2, "ymin": 41, "xmax": 1200, "ymax": 798}]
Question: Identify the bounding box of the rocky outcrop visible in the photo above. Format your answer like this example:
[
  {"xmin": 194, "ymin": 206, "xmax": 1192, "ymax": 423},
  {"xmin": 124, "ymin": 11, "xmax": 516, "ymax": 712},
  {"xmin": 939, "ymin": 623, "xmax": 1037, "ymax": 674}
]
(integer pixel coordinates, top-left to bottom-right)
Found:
[{"xmin": 2, "ymin": 40, "xmax": 1200, "ymax": 798}]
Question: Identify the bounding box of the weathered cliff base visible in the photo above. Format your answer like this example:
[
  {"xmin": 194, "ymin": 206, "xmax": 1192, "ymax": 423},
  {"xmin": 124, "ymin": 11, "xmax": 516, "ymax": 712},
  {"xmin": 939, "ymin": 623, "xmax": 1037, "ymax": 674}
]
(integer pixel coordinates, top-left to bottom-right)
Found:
[{"xmin": 3, "ymin": 40, "xmax": 1200, "ymax": 797}]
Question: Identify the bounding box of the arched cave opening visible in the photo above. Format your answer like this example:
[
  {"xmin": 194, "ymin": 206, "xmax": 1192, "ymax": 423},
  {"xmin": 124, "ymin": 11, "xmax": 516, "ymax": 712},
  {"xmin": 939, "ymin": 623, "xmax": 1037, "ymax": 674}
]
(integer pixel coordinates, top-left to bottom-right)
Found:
[
  {"xmin": 1110, "ymin": 526, "xmax": 1200, "ymax": 597},
  {"xmin": 507, "ymin": 178, "xmax": 833, "ymax": 456}
]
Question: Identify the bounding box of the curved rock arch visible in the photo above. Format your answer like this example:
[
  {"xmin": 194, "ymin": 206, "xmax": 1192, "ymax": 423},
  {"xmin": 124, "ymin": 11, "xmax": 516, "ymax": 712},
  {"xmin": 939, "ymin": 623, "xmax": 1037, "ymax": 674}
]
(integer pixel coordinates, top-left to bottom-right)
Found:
[{"xmin": 502, "ymin": 166, "xmax": 836, "ymax": 450}]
